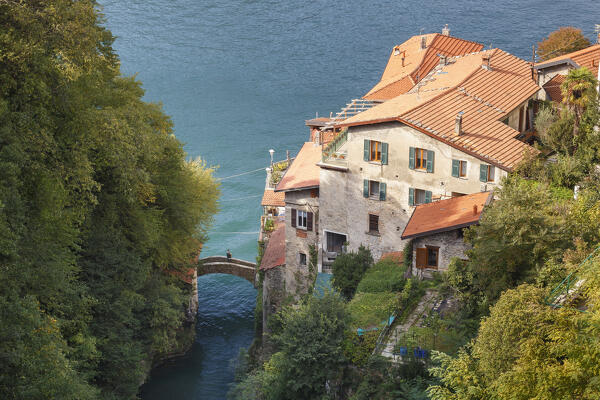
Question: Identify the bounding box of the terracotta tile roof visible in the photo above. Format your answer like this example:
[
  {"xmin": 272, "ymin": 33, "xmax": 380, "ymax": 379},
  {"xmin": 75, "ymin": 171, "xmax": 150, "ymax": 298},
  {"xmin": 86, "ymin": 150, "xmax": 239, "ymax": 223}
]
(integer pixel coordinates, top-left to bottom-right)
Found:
[
  {"xmin": 364, "ymin": 34, "xmax": 483, "ymax": 101},
  {"xmin": 275, "ymin": 142, "xmax": 321, "ymax": 191},
  {"xmin": 343, "ymin": 49, "xmax": 541, "ymax": 170},
  {"xmin": 260, "ymin": 225, "xmax": 285, "ymax": 270},
  {"xmin": 543, "ymin": 74, "xmax": 565, "ymax": 102},
  {"xmin": 401, "ymin": 192, "xmax": 492, "ymax": 239},
  {"xmin": 380, "ymin": 251, "xmax": 404, "ymax": 264},
  {"xmin": 261, "ymin": 189, "xmax": 285, "ymax": 207},
  {"xmin": 535, "ymin": 44, "xmax": 600, "ymax": 78}
]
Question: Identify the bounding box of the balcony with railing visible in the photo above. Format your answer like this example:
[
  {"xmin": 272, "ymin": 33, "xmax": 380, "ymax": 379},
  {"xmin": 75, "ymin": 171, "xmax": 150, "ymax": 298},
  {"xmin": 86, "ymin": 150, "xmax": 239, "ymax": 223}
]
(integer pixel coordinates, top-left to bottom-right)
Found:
[{"xmin": 319, "ymin": 128, "xmax": 349, "ymax": 170}]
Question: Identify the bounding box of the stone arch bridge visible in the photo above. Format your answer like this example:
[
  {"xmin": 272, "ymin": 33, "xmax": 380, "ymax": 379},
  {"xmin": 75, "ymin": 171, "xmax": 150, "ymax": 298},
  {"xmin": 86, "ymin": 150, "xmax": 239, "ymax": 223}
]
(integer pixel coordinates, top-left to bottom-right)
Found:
[{"xmin": 198, "ymin": 256, "xmax": 257, "ymax": 285}]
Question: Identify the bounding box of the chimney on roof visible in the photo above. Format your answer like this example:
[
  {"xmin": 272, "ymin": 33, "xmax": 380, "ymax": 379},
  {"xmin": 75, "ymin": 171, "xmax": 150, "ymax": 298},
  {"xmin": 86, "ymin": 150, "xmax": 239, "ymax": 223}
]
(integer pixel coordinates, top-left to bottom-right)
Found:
[
  {"xmin": 438, "ymin": 54, "xmax": 447, "ymax": 65},
  {"xmin": 473, "ymin": 204, "xmax": 478, "ymax": 215},
  {"xmin": 442, "ymin": 24, "xmax": 450, "ymax": 36},
  {"xmin": 402, "ymin": 51, "xmax": 406, "ymax": 67},
  {"xmin": 420, "ymin": 36, "xmax": 427, "ymax": 50},
  {"xmin": 482, "ymin": 53, "xmax": 491, "ymax": 70},
  {"xmin": 455, "ymin": 111, "xmax": 464, "ymax": 136},
  {"xmin": 393, "ymin": 45, "xmax": 401, "ymax": 56}
]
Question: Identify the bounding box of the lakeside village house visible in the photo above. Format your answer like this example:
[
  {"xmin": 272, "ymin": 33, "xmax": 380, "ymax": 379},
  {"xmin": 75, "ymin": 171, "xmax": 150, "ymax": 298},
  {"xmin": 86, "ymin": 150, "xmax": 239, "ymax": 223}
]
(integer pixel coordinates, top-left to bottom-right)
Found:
[{"xmin": 257, "ymin": 27, "xmax": 600, "ymax": 314}]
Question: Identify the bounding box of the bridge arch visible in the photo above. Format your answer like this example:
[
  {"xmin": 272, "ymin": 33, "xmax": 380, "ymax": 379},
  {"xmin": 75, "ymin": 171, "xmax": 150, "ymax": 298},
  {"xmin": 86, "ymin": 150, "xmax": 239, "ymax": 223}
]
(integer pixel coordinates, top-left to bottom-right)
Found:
[{"xmin": 198, "ymin": 256, "xmax": 257, "ymax": 285}]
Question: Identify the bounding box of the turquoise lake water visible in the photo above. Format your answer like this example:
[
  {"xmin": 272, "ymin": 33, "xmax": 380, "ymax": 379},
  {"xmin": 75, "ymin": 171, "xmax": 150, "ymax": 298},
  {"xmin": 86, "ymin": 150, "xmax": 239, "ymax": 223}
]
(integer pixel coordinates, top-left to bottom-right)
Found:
[{"xmin": 99, "ymin": 1, "xmax": 598, "ymax": 398}]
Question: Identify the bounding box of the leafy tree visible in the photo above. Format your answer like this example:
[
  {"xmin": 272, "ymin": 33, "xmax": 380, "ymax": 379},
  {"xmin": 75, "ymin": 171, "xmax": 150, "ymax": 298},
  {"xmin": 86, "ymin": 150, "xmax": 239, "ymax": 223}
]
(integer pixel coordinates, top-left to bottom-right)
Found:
[
  {"xmin": 463, "ymin": 176, "xmax": 572, "ymax": 301},
  {"xmin": 0, "ymin": 1, "xmax": 219, "ymax": 398},
  {"xmin": 332, "ymin": 245, "xmax": 374, "ymax": 299},
  {"xmin": 561, "ymin": 67, "xmax": 598, "ymax": 136},
  {"xmin": 230, "ymin": 293, "xmax": 349, "ymax": 400},
  {"xmin": 429, "ymin": 278, "xmax": 600, "ymax": 400},
  {"xmin": 537, "ymin": 27, "xmax": 591, "ymax": 61}
]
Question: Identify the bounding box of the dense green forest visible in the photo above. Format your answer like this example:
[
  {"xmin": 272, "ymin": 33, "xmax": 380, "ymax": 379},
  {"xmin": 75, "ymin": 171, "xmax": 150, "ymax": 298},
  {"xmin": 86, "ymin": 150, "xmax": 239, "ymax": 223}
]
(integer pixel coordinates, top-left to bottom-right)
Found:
[
  {"xmin": 231, "ymin": 66, "xmax": 600, "ymax": 398},
  {"xmin": 0, "ymin": 2, "xmax": 219, "ymax": 399}
]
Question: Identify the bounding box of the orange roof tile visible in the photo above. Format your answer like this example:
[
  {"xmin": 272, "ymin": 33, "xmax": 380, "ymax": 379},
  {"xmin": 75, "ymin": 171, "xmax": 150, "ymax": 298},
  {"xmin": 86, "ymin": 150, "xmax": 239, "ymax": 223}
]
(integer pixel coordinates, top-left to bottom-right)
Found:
[
  {"xmin": 260, "ymin": 225, "xmax": 285, "ymax": 270},
  {"xmin": 401, "ymin": 192, "xmax": 492, "ymax": 239},
  {"xmin": 536, "ymin": 44, "xmax": 600, "ymax": 78},
  {"xmin": 261, "ymin": 189, "xmax": 285, "ymax": 207},
  {"xmin": 343, "ymin": 49, "xmax": 541, "ymax": 170},
  {"xmin": 543, "ymin": 74, "xmax": 565, "ymax": 102},
  {"xmin": 275, "ymin": 142, "xmax": 321, "ymax": 191},
  {"xmin": 380, "ymin": 251, "xmax": 404, "ymax": 264},
  {"xmin": 364, "ymin": 34, "xmax": 483, "ymax": 101}
]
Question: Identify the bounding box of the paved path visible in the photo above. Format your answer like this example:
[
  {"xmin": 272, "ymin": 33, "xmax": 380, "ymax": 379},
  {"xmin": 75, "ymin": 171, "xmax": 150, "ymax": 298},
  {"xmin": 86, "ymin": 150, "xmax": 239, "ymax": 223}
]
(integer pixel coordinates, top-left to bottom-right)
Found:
[{"xmin": 381, "ymin": 289, "xmax": 438, "ymax": 360}]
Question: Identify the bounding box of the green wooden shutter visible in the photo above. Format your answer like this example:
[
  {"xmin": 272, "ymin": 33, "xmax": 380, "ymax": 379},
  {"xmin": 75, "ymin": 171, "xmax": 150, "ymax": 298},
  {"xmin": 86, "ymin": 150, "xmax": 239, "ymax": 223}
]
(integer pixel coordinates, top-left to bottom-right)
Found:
[
  {"xmin": 409, "ymin": 147, "xmax": 415, "ymax": 170},
  {"xmin": 408, "ymin": 187, "xmax": 414, "ymax": 206},
  {"xmin": 426, "ymin": 150, "xmax": 434, "ymax": 173},
  {"xmin": 480, "ymin": 164, "xmax": 488, "ymax": 182},
  {"xmin": 381, "ymin": 142, "xmax": 388, "ymax": 165},
  {"xmin": 452, "ymin": 159, "xmax": 460, "ymax": 177},
  {"xmin": 425, "ymin": 190, "xmax": 432, "ymax": 203},
  {"xmin": 363, "ymin": 179, "xmax": 369, "ymax": 198},
  {"xmin": 364, "ymin": 140, "xmax": 370, "ymax": 161},
  {"xmin": 379, "ymin": 182, "xmax": 386, "ymax": 201}
]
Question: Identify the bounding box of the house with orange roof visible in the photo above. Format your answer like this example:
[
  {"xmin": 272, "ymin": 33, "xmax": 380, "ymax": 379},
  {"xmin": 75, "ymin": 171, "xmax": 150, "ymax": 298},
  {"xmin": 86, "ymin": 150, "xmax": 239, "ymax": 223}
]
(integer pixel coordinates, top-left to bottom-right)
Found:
[
  {"xmin": 275, "ymin": 140, "xmax": 322, "ymax": 292},
  {"xmin": 260, "ymin": 224, "xmax": 286, "ymax": 333},
  {"xmin": 317, "ymin": 43, "xmax": 541, "ymax": 262},
  {"xmin": 401, "ymin": 192, "xmax": 492, "ymax": 277},
  {"xmin": 363, "ymin": 26, "xmax": 483, "ymax": 101},
  {"xmin": 535, "ymin": 42, "xmax": 600, "ymax": 102}
]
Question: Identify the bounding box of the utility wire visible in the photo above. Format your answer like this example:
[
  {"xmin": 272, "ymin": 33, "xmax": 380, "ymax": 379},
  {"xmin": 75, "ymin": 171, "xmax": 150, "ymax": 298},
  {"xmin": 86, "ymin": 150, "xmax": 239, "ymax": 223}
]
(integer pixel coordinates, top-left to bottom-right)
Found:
[
  {"xmin": 217, "ymin": 167, "xmax": 265, "ymax": 181},
  {"xmin": 220, "ymin": 194, "xmax": 263, "ymax": 202},
  {"xmin": 210, "ymin": 231, "xmax": 260, "ymax": 234}
]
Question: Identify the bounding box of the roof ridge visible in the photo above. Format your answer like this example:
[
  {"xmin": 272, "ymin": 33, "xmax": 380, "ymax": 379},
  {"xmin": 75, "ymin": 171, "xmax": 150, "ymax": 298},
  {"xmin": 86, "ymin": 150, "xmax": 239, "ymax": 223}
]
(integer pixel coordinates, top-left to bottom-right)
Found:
[{"xmin": 536, "ymin": 43, "xmax": 600, "ymax": 65}]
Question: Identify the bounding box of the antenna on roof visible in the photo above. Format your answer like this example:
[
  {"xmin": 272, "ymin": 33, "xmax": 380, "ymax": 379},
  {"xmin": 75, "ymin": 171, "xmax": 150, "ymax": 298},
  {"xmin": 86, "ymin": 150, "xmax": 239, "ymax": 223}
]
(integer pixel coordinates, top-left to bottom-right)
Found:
[
  {"xmin": 442, "ymin": 24, "xmax": 450, "ymax": 36},
  {"xmin": 595, "ymin": 24, "xmax": 600, "ymax": 44},
  {"xmin": 488, "ymin": 43, "xmax": 493, "ymax": 50}
]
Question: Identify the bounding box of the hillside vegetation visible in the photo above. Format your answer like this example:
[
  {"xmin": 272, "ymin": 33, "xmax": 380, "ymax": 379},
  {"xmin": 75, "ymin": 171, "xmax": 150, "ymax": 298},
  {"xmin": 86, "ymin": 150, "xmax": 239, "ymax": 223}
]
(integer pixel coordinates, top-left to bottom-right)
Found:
[{"xmin": 0, "ymin": 2, "xmax": 219, "ymax": 399}]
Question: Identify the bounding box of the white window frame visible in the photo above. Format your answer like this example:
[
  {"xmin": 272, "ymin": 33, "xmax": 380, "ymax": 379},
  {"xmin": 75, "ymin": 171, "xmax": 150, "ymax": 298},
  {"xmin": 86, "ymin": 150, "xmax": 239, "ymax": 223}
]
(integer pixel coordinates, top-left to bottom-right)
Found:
[{"xmin": 297, "ymin": 210, "xmax": 308, "ymax": 229}]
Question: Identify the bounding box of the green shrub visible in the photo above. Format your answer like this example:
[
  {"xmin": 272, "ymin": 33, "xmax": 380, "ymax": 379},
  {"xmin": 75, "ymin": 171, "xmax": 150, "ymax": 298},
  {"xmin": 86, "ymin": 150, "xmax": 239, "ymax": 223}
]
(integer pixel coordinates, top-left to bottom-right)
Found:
[
  {"xmin": 342, "ymin": 330, "xmax": 379, "ymax": 366},
  {"xmin": 332, "ymin": 245, "xmax": 373, "ymax": 299},
  {"xmin": 348, "ymin": 292, "xmax": 397, "ymax": 329},
  {"xmin": 356, "ymin": 259, "xmax": 406, "ymax": 294}
]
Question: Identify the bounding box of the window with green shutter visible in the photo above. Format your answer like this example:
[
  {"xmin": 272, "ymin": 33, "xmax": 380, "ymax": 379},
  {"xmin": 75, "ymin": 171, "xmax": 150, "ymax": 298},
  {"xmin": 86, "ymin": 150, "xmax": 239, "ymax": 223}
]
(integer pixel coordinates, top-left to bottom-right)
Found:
[
  {"xmin": 409, "ymin": 147, "xmax": 415, "ymax": 170},
  {"xmin": 452, "ymin": 159, "xmax": 460, "ymax": 177},
  {"xmin": 379, "ymin": 182, "xmax": 386, "ymax": 201},
  {"xmin": 426, "ymin": 150, "xmax": 434, "ymax": 173},
  {"xmin": 480, "ymin": 164, "xmax": 489, "ymax": 182},
  {"xmin": 425, "ymin": 190, "xmax": 432, "ymax": 203},
  {"xmin": 408, "ymin": 187, "xmax": 415, "ymax": 206},
  {"xmin": 363, "ymin": 179, "xmax": 369, "ymax": 198},
  {"xmin": 364, "ymin": 140, "xmax": 370, "ymax": 161},
  {"xmin": 381, "ymin": 142, "xmax": 388, "ymax": 165}
]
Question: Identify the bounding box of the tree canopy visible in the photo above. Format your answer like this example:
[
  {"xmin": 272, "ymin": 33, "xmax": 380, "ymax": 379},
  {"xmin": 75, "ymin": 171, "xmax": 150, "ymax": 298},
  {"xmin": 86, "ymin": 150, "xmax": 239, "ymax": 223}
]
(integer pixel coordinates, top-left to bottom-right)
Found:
[
  {"xmin": 537, "ymin": 27, "xmax": 591, "ymax": 61},
  {"xmin": 0, "ymin": 1, "xmax": 219, "ymax": 398}
]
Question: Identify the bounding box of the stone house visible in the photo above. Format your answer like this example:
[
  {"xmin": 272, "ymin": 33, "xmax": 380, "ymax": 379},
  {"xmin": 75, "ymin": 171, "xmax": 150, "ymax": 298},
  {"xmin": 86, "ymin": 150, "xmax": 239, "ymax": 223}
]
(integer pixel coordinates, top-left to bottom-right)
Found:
[
  {"xmin": 317, "ymin": 46, "xmax": 541, "ymax": 262},
  {"xmin": 259, "ymin": 224, "xmax": 285, "ymax": 339},
  {"xmin": 275, "ymin": 141, "xmax": 322, "ymax": 293},
  {"xmin": 534, "ymin": 42, "xmax": 600, "ymax": 102},
  {"xmin": 400, "ymin": 191, "xmax": 492, "ymax": 277}
]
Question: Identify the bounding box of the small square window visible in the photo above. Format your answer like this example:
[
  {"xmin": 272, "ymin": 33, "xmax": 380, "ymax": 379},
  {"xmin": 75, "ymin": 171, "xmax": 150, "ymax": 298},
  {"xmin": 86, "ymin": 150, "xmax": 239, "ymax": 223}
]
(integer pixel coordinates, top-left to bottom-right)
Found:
[
  {"xmin": 426, "ymin": 247, "xmax": 439, "ymax": 268},
  {"xmin": 368, "ymin": 214, "xmax": 379, "ymax": 233},
  {"xmin": 369, "ymin": 180, "xmax": 380, "ymax": 198},
  {"xmin": 415, "ymin": 189, "xmax": 426, "ymax": 205},
  {"xmin": 299, "ymin": 252, "xmax": 307, "ymax": 266},
  {"xmin": 459, "ymin": 160, "xmax": 467, "ymax": 177},
  {"xmin": 297, "ymin": 210, "xmax": 307, "ymax": 229}
]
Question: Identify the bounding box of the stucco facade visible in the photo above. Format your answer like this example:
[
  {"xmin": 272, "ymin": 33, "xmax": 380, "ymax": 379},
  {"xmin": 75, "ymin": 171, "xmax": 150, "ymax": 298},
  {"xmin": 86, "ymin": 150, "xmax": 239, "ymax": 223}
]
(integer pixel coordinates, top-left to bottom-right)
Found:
[
  {"xmin": 284, "ymin": 189, "xmax": 319, "ymax": 295},
  {"xmin": 319, "ymin": 121, "xmax": 509, "ymax": 262}
]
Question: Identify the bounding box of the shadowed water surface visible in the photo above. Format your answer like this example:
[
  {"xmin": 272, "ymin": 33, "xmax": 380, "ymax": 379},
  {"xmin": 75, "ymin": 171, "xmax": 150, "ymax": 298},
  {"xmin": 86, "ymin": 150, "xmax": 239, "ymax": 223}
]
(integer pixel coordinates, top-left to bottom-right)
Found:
[{"xmin": 99, "ymin": 1, "xmax": 597, "ymax": 398}]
